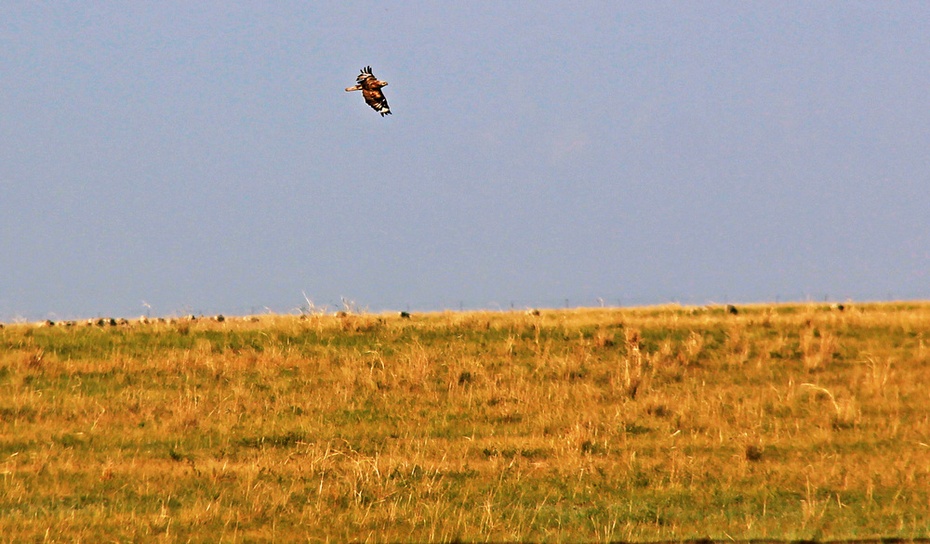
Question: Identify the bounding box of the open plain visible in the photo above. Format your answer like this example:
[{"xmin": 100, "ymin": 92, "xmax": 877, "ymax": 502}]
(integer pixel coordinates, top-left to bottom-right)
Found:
[{"xmin": 1, "ymin": 302, "xmax": 929, "ymax": 541}]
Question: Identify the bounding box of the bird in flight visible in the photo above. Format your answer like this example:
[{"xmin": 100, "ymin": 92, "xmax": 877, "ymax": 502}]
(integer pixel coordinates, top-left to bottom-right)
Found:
[{"xmin": 345, "ymin": 66, "xmax": 391, "ymax": 116}]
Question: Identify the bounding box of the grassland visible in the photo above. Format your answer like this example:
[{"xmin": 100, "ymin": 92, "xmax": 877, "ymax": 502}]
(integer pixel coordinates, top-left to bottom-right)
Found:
[{"xmin": 1, "ymin": 302, "xmax": 930, "ymax": 542}]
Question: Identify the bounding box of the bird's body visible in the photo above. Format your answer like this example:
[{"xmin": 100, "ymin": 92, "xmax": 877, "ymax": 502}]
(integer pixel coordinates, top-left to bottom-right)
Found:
[{"xmin": 345, "ymin": 66, "xmax": 391, "ymax": 116}]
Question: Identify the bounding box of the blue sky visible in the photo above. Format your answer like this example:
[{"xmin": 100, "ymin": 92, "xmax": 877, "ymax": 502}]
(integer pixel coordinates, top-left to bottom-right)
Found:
[{"xmin": 2, "ymin": 2, "xmax": 928, "ymax": 320}]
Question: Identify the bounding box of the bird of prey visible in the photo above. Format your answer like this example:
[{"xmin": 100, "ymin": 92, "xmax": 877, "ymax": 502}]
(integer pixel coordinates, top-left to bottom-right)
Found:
[{"xmin": 345, "ymin": 66, "xmax": 391, "ymax": 116}]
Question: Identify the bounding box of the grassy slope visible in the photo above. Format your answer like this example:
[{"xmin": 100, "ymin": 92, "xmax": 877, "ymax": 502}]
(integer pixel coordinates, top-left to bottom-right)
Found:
[{"xmin": 1, "ymin": 303, "xmax": 929, "ymax": 541}]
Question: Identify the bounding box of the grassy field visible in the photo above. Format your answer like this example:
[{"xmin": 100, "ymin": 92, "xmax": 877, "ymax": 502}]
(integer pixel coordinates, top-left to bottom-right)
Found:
[{"xmin": 1, "ymin": 302, "xmax": 929, "ymax": 542}]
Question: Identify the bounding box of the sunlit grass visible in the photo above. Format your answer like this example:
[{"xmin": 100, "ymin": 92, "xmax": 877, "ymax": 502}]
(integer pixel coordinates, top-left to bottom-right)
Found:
[{"xmin": 2, "ymin": 303, "xmax": 930, "ymax": 541}]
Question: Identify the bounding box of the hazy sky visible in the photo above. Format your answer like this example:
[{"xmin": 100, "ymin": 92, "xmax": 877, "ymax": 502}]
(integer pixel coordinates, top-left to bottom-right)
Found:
[{"xmin": 2, "ymin": 2, "xmax": 928, "ymax": 320}]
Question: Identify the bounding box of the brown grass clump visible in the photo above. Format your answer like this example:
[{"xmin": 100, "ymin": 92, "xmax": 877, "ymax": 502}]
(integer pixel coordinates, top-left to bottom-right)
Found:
[{"xmin": 1, "ymin": 302, "xmax": 929, "ymax": 541}]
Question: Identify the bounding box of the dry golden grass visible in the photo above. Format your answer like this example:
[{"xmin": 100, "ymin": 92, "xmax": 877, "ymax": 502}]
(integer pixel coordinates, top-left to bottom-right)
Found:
[{"xmin": 1, "ymin": 303, "xmax": 929, "ymax": 541}]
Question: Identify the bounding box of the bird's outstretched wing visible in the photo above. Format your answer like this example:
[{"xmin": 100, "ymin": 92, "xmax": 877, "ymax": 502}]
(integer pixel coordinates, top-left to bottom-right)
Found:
[{"xmin": 356, "ymin": 66, "xmax": 376, "ymax": 86}]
